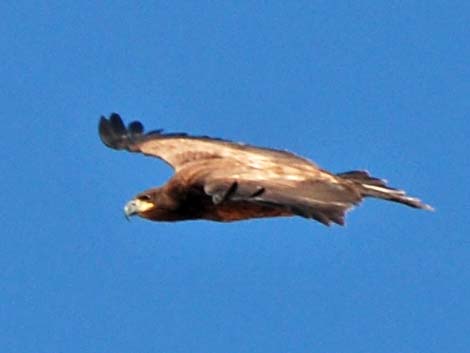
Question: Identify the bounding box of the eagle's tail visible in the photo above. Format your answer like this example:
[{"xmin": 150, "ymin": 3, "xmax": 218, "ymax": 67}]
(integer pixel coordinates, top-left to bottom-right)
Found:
[{"xmin": 337, "ymin": 170, "xmax": 434, "ymax": 211}]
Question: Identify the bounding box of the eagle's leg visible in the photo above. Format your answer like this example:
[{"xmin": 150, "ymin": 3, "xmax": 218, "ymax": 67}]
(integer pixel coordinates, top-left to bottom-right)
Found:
[
  {"xmin": 212, "ymin": 181, "xmax": 238, "ymax": 205},
  {"xmin": 209, "ymin": 182, "xmax": 265, "ymax": 205},
  {"xmin": 250, "ymin": 187, "xmax": 265, "ymax": 198}
]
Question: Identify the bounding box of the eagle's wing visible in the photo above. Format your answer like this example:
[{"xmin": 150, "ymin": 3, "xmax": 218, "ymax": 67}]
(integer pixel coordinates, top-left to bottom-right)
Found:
[
  {"xmin": 182, "ymin": 159, "xmax": 363, "ymax": 226},
  {"xmin": 99, "ymin": 113, "xmax": 319, "ymax": 172}
]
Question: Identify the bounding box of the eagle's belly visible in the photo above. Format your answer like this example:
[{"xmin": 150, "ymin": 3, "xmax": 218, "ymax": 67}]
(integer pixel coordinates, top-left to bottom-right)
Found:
[
  {"xmin": 168, "ymin": 185, "xmax": 293, "ymax": 222},
  {"xmin": 206, "ymin": 201, "xmax": 293, "ymax": 222}
]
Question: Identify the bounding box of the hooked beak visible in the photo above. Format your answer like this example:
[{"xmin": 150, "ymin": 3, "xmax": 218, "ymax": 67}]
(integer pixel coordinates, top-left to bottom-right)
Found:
[
  {"xmin": 124, "ymin": 201, "xmax": 137, "ymax": 221},
  {"xmin": 123, "ymin": 199, "xmax": 155, "ymax": 221}
]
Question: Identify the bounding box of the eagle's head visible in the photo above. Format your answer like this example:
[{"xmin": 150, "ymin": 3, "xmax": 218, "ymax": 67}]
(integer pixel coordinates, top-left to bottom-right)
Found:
[
  {"xmin": 123, "ymin": 187, "xmax": 189, "ymax": 222},
  {"xmin": 124, "ymin": 193, "xmax": 157, "ymax": 220}
]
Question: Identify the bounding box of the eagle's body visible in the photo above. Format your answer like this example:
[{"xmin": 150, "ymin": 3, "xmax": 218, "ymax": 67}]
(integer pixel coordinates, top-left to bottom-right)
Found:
[
  {"xmin": 134, "ymin": 170, "xmax": 294, "ymax": 222},
  {"xmin": 99, "ymin": 113, "xmax": 432, "ymax": 226}
]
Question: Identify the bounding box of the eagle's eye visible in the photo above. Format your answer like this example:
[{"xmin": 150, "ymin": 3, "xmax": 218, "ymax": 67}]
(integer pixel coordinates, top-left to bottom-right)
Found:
[{"xmin": 138, "ymin": 194, "xmax": 152, "ymax": 201}]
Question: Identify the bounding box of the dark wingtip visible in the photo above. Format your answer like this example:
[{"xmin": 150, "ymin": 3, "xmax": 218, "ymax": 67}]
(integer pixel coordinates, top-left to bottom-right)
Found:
[
  {"xmin": 98, "ymin": 115, "xmax": 117, "ymax": 148},
  {"xmin": 98, "ymin": 113, "xmax": 144, "ymax": 150},
  {"xmin": 128, "ymin": 121, "xmax": 144, "ymax": 134},
  {"xmin": 109, "ymin": 113, "xmax": 126, "ymax": 135}
]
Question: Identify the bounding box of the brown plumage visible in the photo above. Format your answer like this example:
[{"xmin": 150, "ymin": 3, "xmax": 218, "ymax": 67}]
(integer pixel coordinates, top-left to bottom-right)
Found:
[{"xmin": 99, "ymin": 113, "xmax": 433, "ymax": 226}]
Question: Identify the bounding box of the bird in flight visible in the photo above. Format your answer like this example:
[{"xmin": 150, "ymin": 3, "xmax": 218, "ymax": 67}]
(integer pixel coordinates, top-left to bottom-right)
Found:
[{"xmin": 99, "ymin": 113, "xmax": 432, "ymax": 226}]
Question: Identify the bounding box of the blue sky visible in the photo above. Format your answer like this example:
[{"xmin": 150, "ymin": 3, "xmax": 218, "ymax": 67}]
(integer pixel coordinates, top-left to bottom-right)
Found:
[{"xmin": 2, "ymin": 1, "xmax": 468, "ymax": 352}]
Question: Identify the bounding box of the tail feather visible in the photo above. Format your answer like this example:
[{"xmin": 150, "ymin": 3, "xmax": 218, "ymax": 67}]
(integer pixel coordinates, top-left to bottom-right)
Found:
[{"xmin": 338, "ymin": 170, "xmax": 434, "ymax": 211}]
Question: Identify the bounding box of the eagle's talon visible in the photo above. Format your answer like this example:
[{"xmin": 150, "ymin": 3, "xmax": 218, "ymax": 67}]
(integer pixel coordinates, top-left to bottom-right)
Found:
[
  {"xmin": 251, "ymin": 187, "xmax": 265, "ymax": 198},
  {"xmin": 212, "ymin": 194, "xmax": 224, "ymax": 205}
]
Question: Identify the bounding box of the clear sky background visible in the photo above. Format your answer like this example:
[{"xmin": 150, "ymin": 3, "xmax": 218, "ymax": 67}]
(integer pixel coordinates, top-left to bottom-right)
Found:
[{"xmin": 2, "ymin": 2, "xmax": 468, "ymax": 352}]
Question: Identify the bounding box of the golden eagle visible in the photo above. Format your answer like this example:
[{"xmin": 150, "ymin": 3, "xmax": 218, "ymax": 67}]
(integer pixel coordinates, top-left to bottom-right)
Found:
[{"xmin": 99, "ymin": 113, "xmax": 432, "ymax": 226}]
